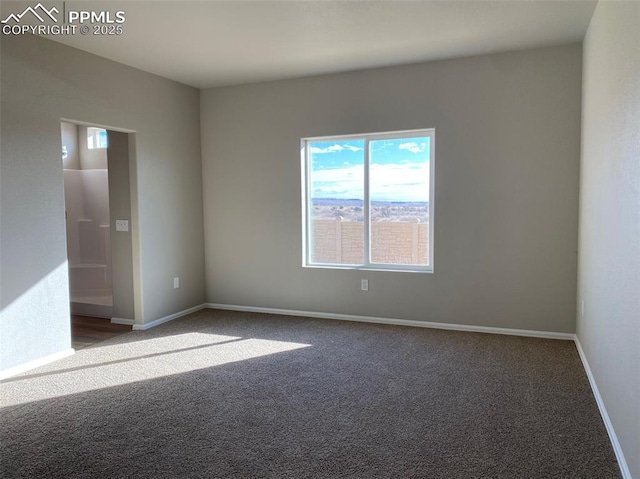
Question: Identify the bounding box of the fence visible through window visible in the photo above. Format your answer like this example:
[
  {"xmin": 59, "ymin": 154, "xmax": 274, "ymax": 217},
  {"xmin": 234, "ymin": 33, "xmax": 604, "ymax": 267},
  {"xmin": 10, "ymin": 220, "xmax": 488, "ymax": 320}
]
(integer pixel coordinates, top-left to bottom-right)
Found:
[{"xmin": 311, "ymin": 218, "xmax": 428, "ymax": 266}]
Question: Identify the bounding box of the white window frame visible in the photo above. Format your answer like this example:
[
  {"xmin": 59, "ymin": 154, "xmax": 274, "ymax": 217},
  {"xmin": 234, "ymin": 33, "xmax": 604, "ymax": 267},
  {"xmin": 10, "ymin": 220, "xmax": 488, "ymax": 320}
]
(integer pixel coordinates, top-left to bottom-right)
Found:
[{"xmin": 301, "ymin": 128, "xmax": 435, "ymax": 273}]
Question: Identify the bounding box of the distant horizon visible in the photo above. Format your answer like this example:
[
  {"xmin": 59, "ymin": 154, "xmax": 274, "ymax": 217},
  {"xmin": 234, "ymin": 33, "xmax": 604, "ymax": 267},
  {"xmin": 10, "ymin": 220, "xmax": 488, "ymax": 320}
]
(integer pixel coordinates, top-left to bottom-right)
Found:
[{"xmin": 312, "ymin": 198, "xmax": 428, "ymax": 205}]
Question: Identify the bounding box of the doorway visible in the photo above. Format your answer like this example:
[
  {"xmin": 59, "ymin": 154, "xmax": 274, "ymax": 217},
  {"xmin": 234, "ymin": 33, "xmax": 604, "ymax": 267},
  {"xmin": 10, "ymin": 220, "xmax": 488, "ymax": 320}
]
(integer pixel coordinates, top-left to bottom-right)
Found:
[
  {"xmin": 62, "ymin": 122, "xmax": 113, "ymax": 317},
  {"xmin": 61, "ymin": 121, "xmax": 136, "ymax": 342}
]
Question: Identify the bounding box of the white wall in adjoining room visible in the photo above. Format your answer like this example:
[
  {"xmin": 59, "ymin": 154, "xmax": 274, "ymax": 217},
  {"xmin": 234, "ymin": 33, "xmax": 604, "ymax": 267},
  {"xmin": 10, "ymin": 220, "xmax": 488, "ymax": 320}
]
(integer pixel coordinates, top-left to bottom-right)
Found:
[
  {"xmin": 1, "ymin": 34, "xmax": 205, "ymax": 373},
  {"xmin": 63, "ymin": 169, "xmax": 110, "ymax": 266},
  {"xmin": 201, "ymin": 44, "xmax": 583, "ymax": 334},
  {"xmin": 62, "ymin": 122, "xmax": 111, "ymax": 287},
  {"xmin": 577, "ymin": 2, "xmax": 640, "ymax": 477},
  {"xmin": 61, "ymin": 121, "xmax": 80, "ymax": 170}
]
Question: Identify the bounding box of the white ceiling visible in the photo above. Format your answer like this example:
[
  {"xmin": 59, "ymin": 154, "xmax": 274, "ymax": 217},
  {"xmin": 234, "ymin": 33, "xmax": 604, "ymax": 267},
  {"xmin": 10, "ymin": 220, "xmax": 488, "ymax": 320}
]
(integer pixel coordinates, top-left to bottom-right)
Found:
[{"xmin": 42, "ymin": 1, "xmax": 597, "ymax": 89}]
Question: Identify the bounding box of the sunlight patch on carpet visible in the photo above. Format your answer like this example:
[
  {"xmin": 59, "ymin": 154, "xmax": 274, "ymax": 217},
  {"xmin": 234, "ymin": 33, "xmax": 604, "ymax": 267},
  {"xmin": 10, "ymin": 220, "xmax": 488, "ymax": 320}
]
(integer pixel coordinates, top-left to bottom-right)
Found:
[{"xmin": 1, "ymin": 333, "xmax": 311, "ymax": 407}]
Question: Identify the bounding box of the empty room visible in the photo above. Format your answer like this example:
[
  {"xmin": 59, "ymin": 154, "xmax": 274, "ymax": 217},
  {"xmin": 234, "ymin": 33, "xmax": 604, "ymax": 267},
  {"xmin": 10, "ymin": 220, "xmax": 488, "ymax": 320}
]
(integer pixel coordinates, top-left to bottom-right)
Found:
[{"xmin": 0, "ymin": 1, "xmax": 638, "ymax": 478}]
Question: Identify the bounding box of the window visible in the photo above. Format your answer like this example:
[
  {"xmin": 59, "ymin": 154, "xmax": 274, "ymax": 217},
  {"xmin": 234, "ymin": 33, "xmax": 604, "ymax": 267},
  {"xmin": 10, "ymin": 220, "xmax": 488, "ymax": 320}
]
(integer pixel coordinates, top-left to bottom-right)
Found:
[
  {"xmin": 302, "ymin": 129, "xmax": 434, "ymax": 272},
  {"xmin": 87, "ymin": 127, "xmax": 108, "ymax": 149}
]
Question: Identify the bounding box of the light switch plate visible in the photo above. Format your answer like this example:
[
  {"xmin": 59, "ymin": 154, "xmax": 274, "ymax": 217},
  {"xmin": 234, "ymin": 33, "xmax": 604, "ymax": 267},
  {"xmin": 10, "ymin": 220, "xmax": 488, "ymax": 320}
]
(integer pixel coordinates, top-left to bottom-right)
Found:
[{"xmin": 115, "ymin": 220, "xmax": 129, "ymax": 232}]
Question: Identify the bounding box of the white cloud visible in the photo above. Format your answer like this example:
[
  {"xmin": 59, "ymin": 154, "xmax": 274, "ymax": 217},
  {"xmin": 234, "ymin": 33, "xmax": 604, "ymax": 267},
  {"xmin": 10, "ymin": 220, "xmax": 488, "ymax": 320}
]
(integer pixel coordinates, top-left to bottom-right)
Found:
[
  {"xmin": 343, "ymin": 144, "xmax": 363, "ymax": 152},
  {"xmin": 398, "ymin": 142, "xmax": 427, "ymax": 154},
  {"xmin": 312, "ymin": 164, "xmax": 363, "ymax": 198},
  {"xmin": 310, "ymin": 143, "xmax": 363, "ymax": 154},
  {"xmin": 370, "ymin": 163, "xmax": 429, "ymax": 201},
  {"xmin": 312, "ymin": 163, "xmax": 429, "ymax": 202}
]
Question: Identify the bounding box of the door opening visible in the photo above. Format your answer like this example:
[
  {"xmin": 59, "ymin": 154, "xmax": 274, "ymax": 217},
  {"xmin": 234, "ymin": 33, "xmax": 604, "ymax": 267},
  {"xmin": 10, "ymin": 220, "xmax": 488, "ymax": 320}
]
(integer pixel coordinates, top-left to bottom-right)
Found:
[
  {"xmin": 62, "ymin": 122, "xmax": 113, "ymax": 318},
  {"xmin": 61, "ymin": 121, "xmax": 137, "ymax": 337}
]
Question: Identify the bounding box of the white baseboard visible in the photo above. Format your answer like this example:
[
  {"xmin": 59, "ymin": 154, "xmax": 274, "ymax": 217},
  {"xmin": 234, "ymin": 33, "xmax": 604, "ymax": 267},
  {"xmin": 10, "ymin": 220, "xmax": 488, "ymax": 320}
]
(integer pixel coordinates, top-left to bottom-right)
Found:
[
  {"xmin": 574, "ymin": 339, "xmax": 631, "ymax": 479},
  {"xmin": 204, "ymin": 303, "xmax": 575, "ymax": 340},
  {"xmin": 0, "ymin": 348, "xmax": 75, "ymax": 381},
  {"xmin": 111, "ymin": 317, "xmax": 135, "ymax": 326},
  {"xmin": 132, "ymin": 304, "xmax": 207, "ymax": 330}
]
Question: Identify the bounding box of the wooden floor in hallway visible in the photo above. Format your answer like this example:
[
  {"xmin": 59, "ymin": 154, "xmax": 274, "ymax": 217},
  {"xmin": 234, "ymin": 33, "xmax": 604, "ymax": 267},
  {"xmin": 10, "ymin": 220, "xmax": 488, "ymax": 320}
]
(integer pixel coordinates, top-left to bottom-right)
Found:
[{"xmin": 72, "ymin": 315, "xmax": 132, "ymax": 350}]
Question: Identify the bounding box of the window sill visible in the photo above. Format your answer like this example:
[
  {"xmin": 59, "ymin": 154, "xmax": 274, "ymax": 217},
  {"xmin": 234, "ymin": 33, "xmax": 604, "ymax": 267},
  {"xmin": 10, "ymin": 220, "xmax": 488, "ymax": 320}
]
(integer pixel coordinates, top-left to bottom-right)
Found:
[{"xmin": 303, "ymin": 264, "xmax": 433, "ymax": 274}]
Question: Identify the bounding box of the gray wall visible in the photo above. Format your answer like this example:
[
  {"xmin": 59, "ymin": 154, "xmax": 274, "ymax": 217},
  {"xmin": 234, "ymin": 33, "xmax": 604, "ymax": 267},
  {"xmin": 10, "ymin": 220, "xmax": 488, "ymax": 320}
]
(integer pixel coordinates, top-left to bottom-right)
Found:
[
  {"xmin": 201, "ymin": 44, "xmax": 582, "ymax": 333},
  {"xmin": 0, "ymin": 34, "xmax": 205, "ymax": 372},
  {"xmin": 107, "ymin": 131, "xmax": 135, "ymax": 320},
  {"xmin": 578, "ymin": 2, "xmax": 640, "ymax": 477}
]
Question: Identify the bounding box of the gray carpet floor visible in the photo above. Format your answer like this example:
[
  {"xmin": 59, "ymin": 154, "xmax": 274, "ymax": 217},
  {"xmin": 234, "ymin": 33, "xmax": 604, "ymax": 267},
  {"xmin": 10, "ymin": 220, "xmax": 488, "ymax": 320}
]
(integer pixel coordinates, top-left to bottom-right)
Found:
[{"xmin": 0, "ymin": 309, "xmax": 620, "ymax": 478}]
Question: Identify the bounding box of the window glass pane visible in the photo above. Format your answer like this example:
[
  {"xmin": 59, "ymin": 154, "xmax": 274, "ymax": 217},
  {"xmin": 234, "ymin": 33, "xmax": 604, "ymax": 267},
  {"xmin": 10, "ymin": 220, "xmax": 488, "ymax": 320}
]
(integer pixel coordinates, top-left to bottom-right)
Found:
[
  {"xmin": 369, "ymin": 137, "xmax": 430, "ymax": 265},
  {"xmin": 87, "ymin": 128, "xmax": 108, "ymax": 150},
  {"xmin": 308, "ymin": 139, "xmax": 365, "ymax": 264},
  {"xmin": 98, "ymin": 129, "xmax": 108, "ymax": 148}
]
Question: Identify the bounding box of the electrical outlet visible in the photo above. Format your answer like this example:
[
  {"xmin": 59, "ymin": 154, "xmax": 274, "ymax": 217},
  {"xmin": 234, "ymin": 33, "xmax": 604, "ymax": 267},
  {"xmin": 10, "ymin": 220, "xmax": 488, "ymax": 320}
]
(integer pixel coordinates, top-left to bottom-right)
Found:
[
  {"xmin": 361, "ymin": 279, "xmax": 369, "ymax": 291},
  {"xmin": 173, "ymin": 277, "xmax": 180, "ymax": 289},
  {"xmin": 115, "ymin": 220, "xmax": 129, "ymax": 232}
]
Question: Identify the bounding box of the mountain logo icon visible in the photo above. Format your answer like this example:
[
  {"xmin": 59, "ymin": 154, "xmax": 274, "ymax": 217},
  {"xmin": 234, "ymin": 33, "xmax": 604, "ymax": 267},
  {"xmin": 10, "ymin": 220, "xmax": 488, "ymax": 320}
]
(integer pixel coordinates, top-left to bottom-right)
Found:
[{"xmin": 1, "ymin": 3, "xmax": 59, "ymax": 24}]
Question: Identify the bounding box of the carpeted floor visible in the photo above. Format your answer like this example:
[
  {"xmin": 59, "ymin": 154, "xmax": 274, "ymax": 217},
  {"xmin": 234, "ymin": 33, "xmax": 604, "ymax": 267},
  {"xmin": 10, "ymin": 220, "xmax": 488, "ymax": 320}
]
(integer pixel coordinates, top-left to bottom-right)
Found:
[{"xmin": 0, "ymin": 309, "xmax": 620, "ymax": 478}]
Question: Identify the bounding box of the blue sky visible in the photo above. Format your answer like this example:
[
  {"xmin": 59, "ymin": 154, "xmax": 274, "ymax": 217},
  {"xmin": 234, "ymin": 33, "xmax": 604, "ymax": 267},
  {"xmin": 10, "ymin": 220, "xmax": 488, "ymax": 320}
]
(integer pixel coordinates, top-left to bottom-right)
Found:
[{"xmin": 310, "ymin": 137, "xmax": 430, "ymax": 202}]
